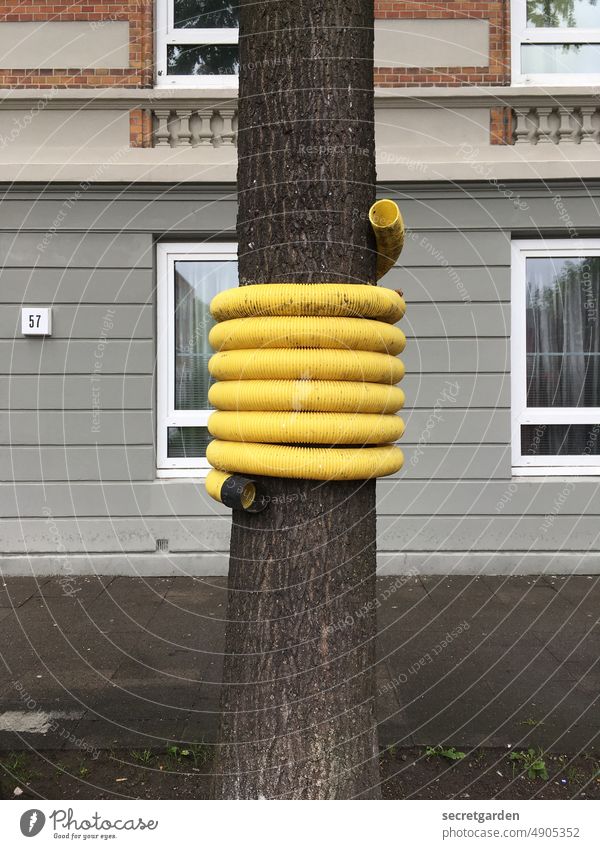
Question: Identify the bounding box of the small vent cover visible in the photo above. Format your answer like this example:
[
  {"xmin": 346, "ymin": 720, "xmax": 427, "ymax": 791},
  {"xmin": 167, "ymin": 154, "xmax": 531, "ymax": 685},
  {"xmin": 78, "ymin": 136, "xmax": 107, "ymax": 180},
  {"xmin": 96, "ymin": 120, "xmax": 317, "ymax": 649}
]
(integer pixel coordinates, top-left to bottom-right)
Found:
[{"xmin": 156, "ymin": 538, "xmax": 169, "ymax": 552}]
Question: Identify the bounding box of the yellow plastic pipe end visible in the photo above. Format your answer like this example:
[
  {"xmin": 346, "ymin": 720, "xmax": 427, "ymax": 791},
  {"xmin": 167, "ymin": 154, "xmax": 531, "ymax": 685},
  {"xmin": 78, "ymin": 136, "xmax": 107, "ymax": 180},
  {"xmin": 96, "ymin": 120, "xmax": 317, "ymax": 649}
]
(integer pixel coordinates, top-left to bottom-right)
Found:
[
  {"xmin": 205, "ymin": 469, "xmax": 267, "ymax": 512},
  {"xmin": 369, "ymin": 199, "xmax": 405, "ymax": 280}
]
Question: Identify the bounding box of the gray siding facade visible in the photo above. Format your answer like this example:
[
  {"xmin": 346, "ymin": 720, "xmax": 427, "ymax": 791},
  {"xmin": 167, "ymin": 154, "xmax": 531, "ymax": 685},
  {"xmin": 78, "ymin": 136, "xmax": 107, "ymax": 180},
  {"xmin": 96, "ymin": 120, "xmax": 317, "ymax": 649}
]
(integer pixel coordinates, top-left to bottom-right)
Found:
[{"xmin": 1, "ymin": 181, "xmax": 599, "ymax": 575}]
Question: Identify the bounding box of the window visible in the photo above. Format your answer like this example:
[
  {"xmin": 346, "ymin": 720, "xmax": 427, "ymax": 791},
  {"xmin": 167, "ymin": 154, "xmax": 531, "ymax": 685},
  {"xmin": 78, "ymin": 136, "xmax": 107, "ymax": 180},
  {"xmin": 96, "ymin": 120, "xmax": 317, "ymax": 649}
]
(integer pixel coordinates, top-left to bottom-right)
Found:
[
  {"xmin": 157, "ymin": 242, "xmax": 237, "ymax": 476},
  {"xmin": 512, "ymin": 0, "xmax": 600, "ymax": 83},
  {"xmin": 156, "ymin": 1, "xmax": 239, "ymax": 87},
  {"xmin": 512, "ymin": 240, "xmax": 600, "ymax": 475}
]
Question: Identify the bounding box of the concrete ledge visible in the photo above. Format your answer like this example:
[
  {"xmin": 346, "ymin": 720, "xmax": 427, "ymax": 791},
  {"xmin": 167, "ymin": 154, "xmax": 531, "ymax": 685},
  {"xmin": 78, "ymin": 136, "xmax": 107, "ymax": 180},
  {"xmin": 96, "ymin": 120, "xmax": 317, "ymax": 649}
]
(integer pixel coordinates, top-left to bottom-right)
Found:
[{"xmin": 1, "ymin": 551, "xmax": 599, "ymax": 577}]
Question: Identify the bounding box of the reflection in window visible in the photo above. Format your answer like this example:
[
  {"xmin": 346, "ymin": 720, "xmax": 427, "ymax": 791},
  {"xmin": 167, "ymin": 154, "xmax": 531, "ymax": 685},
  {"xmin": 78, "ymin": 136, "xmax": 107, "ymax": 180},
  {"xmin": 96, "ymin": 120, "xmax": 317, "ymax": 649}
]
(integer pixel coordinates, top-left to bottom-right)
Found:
[
  {"xmin": 174, "ymin": 259, "xmax": 237, "ymax": 411},
  {"xmin": 174, "ymin": 0, "xmax": 238, "ymax": 29},
  {"xmin": 521, "ymin": 42, "xmax": 600, "ymax": 73},
  {"xmin": 522, "ymin": 423, "xmax": 600, "ymax": 454},
  {"xmin": 167, "ymin": 426, "xmax": 212, "ymax": 458},
  {"xmin": 526, "ymin": 0, "xmax": 600, "ymax": 28},
  {"xmin": 167, "ymin": 44, "xmax": 239, "ymax": 75},
  {"xmin": 526, "ymin": 257, "xmax": 600, "ymax": 407}
]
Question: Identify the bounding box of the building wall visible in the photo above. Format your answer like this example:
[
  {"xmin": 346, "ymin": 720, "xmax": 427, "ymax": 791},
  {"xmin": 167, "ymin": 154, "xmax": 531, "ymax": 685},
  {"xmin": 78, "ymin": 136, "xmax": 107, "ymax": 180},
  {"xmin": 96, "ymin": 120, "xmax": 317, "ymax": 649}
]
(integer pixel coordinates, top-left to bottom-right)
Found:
[
  {"xmin": 374, "ymin": 0, "xmax": 509, "ymax": 87},
  {"xmin": 0, "ymin": 0, "xmax": 153, "ymax": 87},
  {"xmin": 0, "ymin": 1, "xmax": 509, "ymax": 90},
  {"xmin": 1, "ymin": 181, "xmax": 598, "ymax": 577}
]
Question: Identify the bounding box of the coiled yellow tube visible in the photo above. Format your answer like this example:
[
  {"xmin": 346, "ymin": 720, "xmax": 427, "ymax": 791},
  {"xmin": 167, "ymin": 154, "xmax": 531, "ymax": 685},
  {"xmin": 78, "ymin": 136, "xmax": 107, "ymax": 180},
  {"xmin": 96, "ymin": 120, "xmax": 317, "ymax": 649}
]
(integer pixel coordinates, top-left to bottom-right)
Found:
[
  {"xmin": 208, "ymin": 316, "xmax": 405, "ymax": 356},
  {"xmin": 211, "ymin": 283, "xmax": 405, "ymax": 323},
  {"xmin": 208, "ymin": 381, "xmax": 405, "ymax": 413},
  {"xmin": 209, "ymin": 348, "xmax": 405, "ymax": 384},
  {"xmin": 209, "ymin": 411, "xmax": 405, "ymax": 444},
  {"xmin": 205, "ymin": 198, "xmax": 407, "ymax": 505},
  {"xmin": 207, "ymin": 441, "xmax": 403, "ymax": 481}
]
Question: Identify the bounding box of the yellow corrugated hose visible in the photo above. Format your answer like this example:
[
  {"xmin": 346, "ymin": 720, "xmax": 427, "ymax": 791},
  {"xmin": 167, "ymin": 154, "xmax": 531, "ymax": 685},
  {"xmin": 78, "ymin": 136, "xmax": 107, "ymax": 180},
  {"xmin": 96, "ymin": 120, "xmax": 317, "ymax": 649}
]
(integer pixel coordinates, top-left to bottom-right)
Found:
[{"xmin": 205, "ymin": 198, "xmax": 406, "ymax": 508}]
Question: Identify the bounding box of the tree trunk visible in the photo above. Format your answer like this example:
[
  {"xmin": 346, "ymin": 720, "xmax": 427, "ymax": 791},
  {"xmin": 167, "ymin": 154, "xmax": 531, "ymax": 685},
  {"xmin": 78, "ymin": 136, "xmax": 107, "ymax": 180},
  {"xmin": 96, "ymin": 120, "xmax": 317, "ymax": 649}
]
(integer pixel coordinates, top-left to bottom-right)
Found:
[{"xmin": 212, "ymin": 0, "xmax": 381, "ymax": 800}]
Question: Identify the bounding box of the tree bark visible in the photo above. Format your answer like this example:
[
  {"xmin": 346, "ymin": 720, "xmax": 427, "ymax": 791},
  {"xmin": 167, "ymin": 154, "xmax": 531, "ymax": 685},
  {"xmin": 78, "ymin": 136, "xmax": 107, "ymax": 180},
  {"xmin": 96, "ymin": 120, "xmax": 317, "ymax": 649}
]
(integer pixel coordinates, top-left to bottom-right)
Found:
[{"xmin": 212, "ymin": 0, "xmax": 381, "ymax": 800}]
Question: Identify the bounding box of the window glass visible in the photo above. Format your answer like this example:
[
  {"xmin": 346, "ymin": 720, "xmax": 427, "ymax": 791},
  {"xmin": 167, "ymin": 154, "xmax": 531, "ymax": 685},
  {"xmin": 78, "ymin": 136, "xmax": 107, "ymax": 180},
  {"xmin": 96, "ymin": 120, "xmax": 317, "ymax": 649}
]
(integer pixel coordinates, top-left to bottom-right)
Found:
[
  {"xmin": 521, "ymin": 423, "xmax": 600, "ymax": 454},
  {"xmin": 174, "ymin": 0, "xmax": 238, "ymax": 28},
  {"xmin": 526, "ymin": 257, "xmax": 600, "ymax": 407},
  {"xmin": 174, "ymin": 259, "xmax": 237, "ymax": 410},
  {"xmin": 526, "ymin": 0, "xmax": 600, "ymax": 28},
  {"xmin": 521, "ymin": 42, "xmax": 600, "ymax": 73},
  {"xmin": 167, "ymin": 426, "xmax": 212, "ymax": 458},
  {"xmin": 167, "ymin": 44, "xmax": 239, "ymax": 75}
]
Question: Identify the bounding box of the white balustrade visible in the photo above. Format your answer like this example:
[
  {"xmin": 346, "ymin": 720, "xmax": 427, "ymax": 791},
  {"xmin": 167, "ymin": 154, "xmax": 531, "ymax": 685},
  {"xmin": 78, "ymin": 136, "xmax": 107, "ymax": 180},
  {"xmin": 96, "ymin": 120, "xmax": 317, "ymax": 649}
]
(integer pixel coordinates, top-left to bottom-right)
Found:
[
  {"xmin": 151, "ymin": 106, "xmax": 238, "ymax": 148},
  {"xmin": 513, "ymin": 105, "xmax": 600, "ymax": 145}
]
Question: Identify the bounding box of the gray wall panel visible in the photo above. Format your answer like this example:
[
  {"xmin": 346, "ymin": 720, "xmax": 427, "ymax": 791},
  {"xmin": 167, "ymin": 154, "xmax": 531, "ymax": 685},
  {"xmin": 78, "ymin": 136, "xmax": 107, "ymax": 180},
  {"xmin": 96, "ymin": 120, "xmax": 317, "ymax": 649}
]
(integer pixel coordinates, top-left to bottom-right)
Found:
[
  {"xmin": 399, "ymin": 231, "xmax": 509, "ymax": 267},
  {"xmin": 0, "ymin": 197, "xmax": 237, "ymax": 234},
  {"xmin": 377, "ymin": 479, "xmax": 600, "ymax": 516},
  {"xmin": 0, "ymin": 268, "xmax": 153, "ymax": 304},
  {"xmin": 403, "ymin": 408, "xmax": 510, "ymax": 443},
  {"xmin": 382, "ymin": 266, "xmax": 509, "ymax": 302},
  {"xmin": 404, "ymin": 373, "xmax": 509, "ymax": 408},
  {"xmin": 0, "ymin": 233, "xmax": 153, "ymax": 268},
  {"xmin": 0, "ymin": 481, "xmax": 225, "ymax": 518},
  {"xmin": 378, "ymin": 515, "xmax": 600, "ymax": 551},
  {"xmin": 390, "ymin": 193, "xmax": 600, "ymax": 232},
  {"xmin": 0, "ymin": 376, "xmax": 153, "ymax": 409},
  {"xmin": 402, "ymin": 338, "xmax": 509, "ymax": 373},
  {"xmin": 0, "ymin": 447, "xmax": 154, "ymax": 481},
  {"xmin": 0, "ymin": 516, "xmax": 231, "ymax": 553},
  {"xmin": 1, "ymin": 341, "xmax": 154, "ymax": 374},
  {"xmin": 0, "ymin": 411, "xmax": 153, "ymax": 445},
  {"xmin": 397, "ymin": 444, "xmax": 510, "ymax": 480},
  {"xmin": 0, "ymin": 182, "xmax": 595, "ymax": 571},
  {"xmin": 0, "ymin": 305, "xmax": 152, "ymax": 339},
  {"xmin": 1, "ymin": 478, "xmax": 598, "ymax": 520},
  {"xmin": 403, "ymin": 303, "xmax": 509, "ymax": 337}
]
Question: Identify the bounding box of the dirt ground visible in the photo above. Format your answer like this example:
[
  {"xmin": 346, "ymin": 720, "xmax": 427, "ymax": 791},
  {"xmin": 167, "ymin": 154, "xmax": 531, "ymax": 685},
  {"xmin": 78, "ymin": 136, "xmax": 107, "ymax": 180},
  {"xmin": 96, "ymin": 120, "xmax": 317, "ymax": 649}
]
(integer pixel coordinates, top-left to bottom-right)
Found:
[{"xmin": 1, "ymin": 746, "xmax": 598, "ymax": 800}]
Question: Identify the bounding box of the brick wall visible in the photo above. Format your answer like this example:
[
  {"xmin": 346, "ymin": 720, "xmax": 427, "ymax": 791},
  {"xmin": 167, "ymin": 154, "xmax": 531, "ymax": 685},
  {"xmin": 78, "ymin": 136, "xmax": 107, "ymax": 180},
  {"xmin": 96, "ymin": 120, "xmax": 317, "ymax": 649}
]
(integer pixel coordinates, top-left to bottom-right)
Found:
[
  {"xmin": 374, "ymin": 0, "xmax": 510, "ymax": 87},
  {"xmin": 0, "ymin": 1, "xmax": 153, "ymax": 87},
  {"xmin": 0, "ymin": 1, "xmax": 509, "ymax": 89}
]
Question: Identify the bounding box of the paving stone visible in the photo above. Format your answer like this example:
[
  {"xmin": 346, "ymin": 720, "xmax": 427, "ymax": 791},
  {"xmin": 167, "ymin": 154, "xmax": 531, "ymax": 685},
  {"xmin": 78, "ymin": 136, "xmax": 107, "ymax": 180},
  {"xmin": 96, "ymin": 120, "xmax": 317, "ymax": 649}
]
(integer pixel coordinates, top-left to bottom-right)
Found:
[
  {"xmin": 0, "ymin": 574, "xmax": 598, "ymax": 754},
  {"xmin": 0, "ymin": 577, "xmax": 48, "ymax": 608}
]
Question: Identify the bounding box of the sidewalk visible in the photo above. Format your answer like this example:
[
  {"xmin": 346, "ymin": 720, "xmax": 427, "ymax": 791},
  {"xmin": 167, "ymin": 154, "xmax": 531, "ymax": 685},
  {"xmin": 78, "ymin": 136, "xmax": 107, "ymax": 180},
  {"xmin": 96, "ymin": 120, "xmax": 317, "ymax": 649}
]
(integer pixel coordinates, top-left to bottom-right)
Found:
[{"xmin": 0, "ymin": 575, "xmax": 598, "ymax": 754}]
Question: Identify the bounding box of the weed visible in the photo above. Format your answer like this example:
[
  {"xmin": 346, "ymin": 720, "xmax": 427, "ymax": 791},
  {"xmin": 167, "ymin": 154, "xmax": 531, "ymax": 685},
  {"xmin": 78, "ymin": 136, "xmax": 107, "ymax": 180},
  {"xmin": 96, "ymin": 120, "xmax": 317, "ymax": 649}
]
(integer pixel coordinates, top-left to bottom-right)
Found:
[
  {"xmin": 78, "ymin": 761, "xmax": 90, "ymax": 778},
  {"xmin": 471, "ymin": 749, "xmax": 486, "ymax": 767},
  {"xmin": 510, "ymin": 748, "xmax": 549, "ymax": 781},
  {"xmin": 566, "ymin": 766, "xmax": 585, "ymax": 785},
  {"xmin": 166, "ymin": 743, "xmax": 211, "ymax": 769},
  {"xmin": 425, "ymin": 745, "xmax": 466, "ymax": 763},
  {"xmin": 130, "ymin": 749, "xmax": 154, "ymax": 765},
  {"xmin": 0, "ymin": 752, "xmax": 35, "ymax": 785},
  {"xmin": 521, "ymin": 717, "xmax": 545, "ymax": 727}
]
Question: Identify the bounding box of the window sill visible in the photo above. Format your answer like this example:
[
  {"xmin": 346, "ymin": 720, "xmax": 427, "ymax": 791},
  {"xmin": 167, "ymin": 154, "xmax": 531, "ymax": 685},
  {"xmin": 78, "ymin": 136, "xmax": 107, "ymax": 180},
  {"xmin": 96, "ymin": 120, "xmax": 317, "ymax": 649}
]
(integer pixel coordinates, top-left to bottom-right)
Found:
[
  {"xmin": 157, "ymin": 468, "xmax": 209, "ymax": 479},
  {"xmin": 512, "ymin": 466, "xmax": 600, "ymax": 476}
]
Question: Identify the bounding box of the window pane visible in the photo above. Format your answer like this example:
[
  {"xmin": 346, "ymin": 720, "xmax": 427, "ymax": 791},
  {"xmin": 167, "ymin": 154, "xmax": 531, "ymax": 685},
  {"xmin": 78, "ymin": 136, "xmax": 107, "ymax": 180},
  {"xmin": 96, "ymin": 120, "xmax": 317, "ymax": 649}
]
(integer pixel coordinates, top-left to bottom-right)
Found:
[
  {"xmin": 526, "ymin": 257, "xmax": 600, "ymax": 406},
  {"xmin": 167, "ymin": 426, "xmax": 212, "ymax": 458},
  {"xmin": 167, "ymin": 44, "xmax": 239, "ymax": 75},
  {"xmin": 521, "ymin": 424, "xmax": 600, "ymax": 455},
  {"xmin": 521, "ymin": 43, "xmax": 600, "ymax": 74},
  {"xmin": 526, "ymin": 0, "xmax": 600, "ymax": 28},
  {"xmin": 174, "ymin": 258, "xmax": 237, "ymax": 410},
  {"xmin": 174, "ymin": 0, "xmax": 238, "ymax": 28}
]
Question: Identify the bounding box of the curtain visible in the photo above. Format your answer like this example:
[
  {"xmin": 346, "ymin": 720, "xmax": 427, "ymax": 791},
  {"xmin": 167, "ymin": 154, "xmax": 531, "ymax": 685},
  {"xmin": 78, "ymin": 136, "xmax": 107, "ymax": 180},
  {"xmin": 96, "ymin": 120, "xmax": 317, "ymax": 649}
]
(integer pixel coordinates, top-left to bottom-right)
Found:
[
  {"xmin": 174, "ymin": 259, "xmax": 237, "ymax": 410},
  {"xmin": 524, "ymin": 256, "xmax": 600, "ymax": 455}
]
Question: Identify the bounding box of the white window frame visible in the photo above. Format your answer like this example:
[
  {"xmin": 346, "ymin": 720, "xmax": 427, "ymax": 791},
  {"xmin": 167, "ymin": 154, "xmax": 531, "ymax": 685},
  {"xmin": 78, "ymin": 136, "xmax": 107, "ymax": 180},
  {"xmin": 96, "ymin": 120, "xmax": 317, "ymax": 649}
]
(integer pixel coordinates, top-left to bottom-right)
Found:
[
  {"xmin": 155, "ymin": 0, "xmax": 239, "ymax": 88},
  {"xmin": 157, "ymin": 241, "xmax": 237, "ymax": 478},
  {"xmin": 511, "ymin": 0, "xmax": 600, "ymax": 84},
  {"xmin": 511, "ymin": 239, "xmax": 600, "ymax": 475}
]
